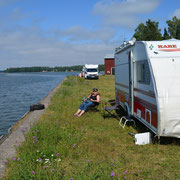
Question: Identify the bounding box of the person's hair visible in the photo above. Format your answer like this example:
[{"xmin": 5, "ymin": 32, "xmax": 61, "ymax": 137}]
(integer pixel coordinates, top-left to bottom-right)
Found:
[
  {"xmin": 92, "ymin": 88, "xmax": 100, "ymax": 96},
  {"xmin": 93, "ymin": 88, "xmax": 98, "ymax": 92}
]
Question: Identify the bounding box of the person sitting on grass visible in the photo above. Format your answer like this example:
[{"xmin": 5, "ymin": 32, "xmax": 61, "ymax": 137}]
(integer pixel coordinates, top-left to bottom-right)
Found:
[{"xmin": 74, "ymin": 88, "xmax": 100, "ymax": 117}]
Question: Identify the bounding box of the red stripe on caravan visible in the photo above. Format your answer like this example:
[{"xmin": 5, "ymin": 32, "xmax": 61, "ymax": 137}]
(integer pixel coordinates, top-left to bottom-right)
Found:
[
  {"xmin": 116, "ymin": 88, "xmax": 128, "ymax": 95},
  {"xmin": 159, "ymin": 48, "xmax": 180, "ymax": 52},
  {"xmin": 116, "ymin": 89, "xmax": 128, "ymax": 103},
  {"xmin": 134, "ymin": 100, "xmax": 158, "ymax": 128},
  {"xmin": 116, "ymin": 89, "xmax": 158, "ymax": 128},
  {"xmin": 116, "ymin": 88, "xmax": 156, "ymax": 110},
  {"xmin": 134, "ymin": 97, "xmax": 157, "ymax": 112},
  {"xmin": 134, "ymin": 88, "xmax": 155, "ymax": 98},
  {"xmin": 151, "ymin": 112, "xmax": 158, "ymax": 128}
]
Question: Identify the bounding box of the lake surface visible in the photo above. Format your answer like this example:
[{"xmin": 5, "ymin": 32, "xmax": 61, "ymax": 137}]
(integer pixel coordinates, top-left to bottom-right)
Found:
[{"xmin": 0, "ymin": 72, "xmax": 78, "ymax": 135}]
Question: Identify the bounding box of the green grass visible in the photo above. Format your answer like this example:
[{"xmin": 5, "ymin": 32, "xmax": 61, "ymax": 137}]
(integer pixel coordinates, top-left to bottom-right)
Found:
[{"xmin": 3, "ymin": 75, "xmax": 180, "ymax": 180}]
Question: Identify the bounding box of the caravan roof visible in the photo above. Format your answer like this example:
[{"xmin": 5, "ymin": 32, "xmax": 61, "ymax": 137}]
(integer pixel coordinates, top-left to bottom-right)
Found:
[{"xmin": 85, "ymin": 64, "xmax": 98, "ymax": 69}]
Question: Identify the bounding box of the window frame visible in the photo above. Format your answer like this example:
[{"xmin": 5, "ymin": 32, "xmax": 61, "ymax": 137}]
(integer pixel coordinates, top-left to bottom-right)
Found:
[{"xmin": 136, "ymin": 60, "xmax": 150, "ymax": 85}]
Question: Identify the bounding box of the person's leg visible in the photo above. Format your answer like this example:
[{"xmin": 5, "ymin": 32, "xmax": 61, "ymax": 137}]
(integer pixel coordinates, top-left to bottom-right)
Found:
[
  {"xmin": 77, "ymin": 102, "xmax": 94, "ymax": 117},
  {"xmin": 77, "ymin": 110, "xmax": 85, "ymax": 117},
  {"xmin": 74, "ymin": 109, "xmax": 81, "ymax": 116},
  {"xmin": 74, "ymin": 102, "xmax": 86, "ymax": 116},
  {"xmin": 84, "ymin": 101, "xmax": 95, "ymax": 111}
]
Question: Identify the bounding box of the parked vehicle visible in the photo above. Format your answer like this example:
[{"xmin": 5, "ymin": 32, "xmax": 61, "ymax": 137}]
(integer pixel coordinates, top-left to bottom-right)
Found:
[
  {"xmin": 83, "ymin": 64, "xmax": 99, "ymax": 79},
  {"xmin": 115, "ymin": 38, "xmax": 180, "ymax": 138}
]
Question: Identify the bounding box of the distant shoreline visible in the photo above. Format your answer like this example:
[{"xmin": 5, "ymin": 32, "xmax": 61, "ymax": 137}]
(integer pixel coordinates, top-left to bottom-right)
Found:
[{"xmin": 2, "ymin": 64, "xmax": 105, "ymax": 73}]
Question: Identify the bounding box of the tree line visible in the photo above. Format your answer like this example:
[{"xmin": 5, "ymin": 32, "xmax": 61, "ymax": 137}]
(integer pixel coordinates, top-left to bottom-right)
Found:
[
  {"xmin": 133, "ymin": 16, "xmax": 180, "ymax": 41},
  {"xmin": 4, "ymin": 64, "xmax": 105, "ymax": 73}
]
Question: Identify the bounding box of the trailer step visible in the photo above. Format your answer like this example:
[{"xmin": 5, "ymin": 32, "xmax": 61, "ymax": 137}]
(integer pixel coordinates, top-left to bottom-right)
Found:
[{"xmin": 119, "ymin": 116, "xmax": 135, "ymax": 128}]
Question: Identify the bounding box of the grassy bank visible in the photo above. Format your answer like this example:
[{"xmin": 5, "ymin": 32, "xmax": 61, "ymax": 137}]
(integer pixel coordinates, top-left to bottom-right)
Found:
[{"xmin": 3, "ymin": 76, "xmax": 180, "ymax": 180}]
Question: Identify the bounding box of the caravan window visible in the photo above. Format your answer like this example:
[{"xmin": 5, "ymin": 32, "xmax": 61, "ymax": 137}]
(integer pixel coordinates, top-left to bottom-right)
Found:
[{"xmin": 136, "ymin": 60, "xmax": 150, "ymax": 85}]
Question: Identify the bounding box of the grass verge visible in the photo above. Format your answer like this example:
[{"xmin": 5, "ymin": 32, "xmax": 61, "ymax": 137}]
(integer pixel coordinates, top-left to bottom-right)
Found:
[{"xmin": 3, "ymin": 75, "xmax": 180, "ymax": 180}]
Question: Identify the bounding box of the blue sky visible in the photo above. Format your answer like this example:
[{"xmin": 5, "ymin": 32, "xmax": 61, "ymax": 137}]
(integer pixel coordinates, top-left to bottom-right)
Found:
[{"xmin": 0, "ymin": 0, "xmax": 180, "ymax": 70}]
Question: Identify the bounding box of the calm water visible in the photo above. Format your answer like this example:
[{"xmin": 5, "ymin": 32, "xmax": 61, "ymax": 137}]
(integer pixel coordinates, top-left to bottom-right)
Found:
[{"xmin": 0, "ymin": 72, "xmax": 78, "ymax": 135}]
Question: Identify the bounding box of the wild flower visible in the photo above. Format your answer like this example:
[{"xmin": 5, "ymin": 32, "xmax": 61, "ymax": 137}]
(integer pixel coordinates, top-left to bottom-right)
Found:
[
  {"xmin": 51, "ymin": 169, "xmax": 55, "ymax": 172},
  {"xmin": 58, "ymin": 159, "xmax": 61, "ymax": 162},
  {"xmin": 33, "ymin": 136, "xmax": 38, "ymax": 142},
  {"xmin": 17, "ymin": 158, "xmax": 20, "ymax": 161},
  {"xmin": 56, "ymin": 153, "xmax": 60, "ymax": 156},
  {"xmin": 3, "ymin": 160, "xmax": 7, "ymax": 165},
  {"xmin": 123, "ymin": 176, "xmax": 127, "ymax": 179},
  {"xmin": 123, "ymin": 170, "xmax": 128, "ymax": 175},
  {"xmin": 110, "ymin": 171, "xmax": 115, "ymax": 177},
  {"xmin": 43, "ymin": 166, "xmax": 48, "ymax": 168},
  {"xmin": 73, "ymin": 144, "xmax": 76, "ymax": 148},
  {"xmin": 51, "ymin": 154, "xmax": 54, "ymax": 157},
  {"xmin": 32, "ymin": 171, "xmax": 35, "ymax": 174},
  {"xmin": 45, "ymin": 158, "xmax": 49, "ymax": 164},
  {"xmin": 137, "ymin": 170, "xmax": 140, "ymax": 173},
  {"xmin": 13, "ymin": 157, "xmax": 16, "ymax": 161},
  {"xmin": 69, "ymin": 178, "xmax": 74, "ymax": 180}
]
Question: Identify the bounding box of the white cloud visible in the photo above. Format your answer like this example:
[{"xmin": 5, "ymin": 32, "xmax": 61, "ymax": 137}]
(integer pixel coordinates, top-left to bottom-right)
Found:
[
  {"xmin": 173, "ymin": 8, "xmax": 180, "ymax": 18},
  {"xmin": 93, "ymin": 0, "xmax": 160, "ymax": 28},
  {"xmin": 55, "ymin": 26, "xmax": 115, "ymax": 42},
  {"xmin": 0, "ymin": 26, "xmax": 117, "ymax": 70}
]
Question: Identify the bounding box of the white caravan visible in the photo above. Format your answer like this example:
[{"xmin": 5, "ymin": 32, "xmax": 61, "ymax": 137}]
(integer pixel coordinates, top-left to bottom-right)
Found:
[
  {"xmin": 115, "ymin": 38, "xmax": 180, "ymax": 138},
  {"xmin": 83, "ymin": 64, "xmax": 99, "ymax": 79}
]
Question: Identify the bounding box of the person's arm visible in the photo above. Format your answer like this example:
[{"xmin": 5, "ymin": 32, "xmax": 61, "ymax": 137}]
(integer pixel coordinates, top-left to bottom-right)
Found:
[
  {"xmin": 84, "ymin": 94, "xmax": 91, "ymax": 102},
  {"xmin": 96, "ymin": 95, "xmax": 100, "ymax": 103},
  {"xmin": 87, "ymin": 94, "xmax": 91, "ymax": 99}
]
